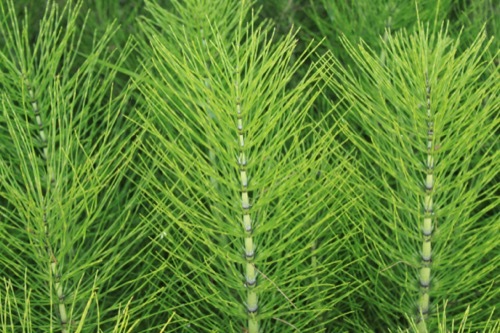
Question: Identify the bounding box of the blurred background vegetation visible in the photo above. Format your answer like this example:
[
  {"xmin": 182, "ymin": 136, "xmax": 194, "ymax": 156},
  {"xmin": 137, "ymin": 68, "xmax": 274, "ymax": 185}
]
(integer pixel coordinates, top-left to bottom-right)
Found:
[{"xmin": 8, "ymin": 0, "xmax": 498, "ymax": 70}]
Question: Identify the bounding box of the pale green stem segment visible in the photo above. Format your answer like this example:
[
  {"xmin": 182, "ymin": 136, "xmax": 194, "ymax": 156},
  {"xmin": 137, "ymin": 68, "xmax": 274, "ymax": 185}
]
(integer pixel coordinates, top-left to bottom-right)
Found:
[
  {"xmin": 26, "ymin": 77, "xmax": 69, "ymax": 333},
  {"xmin": 235, "ymin": 77, "xmax": 258, "ymax": 332},
  {"xmin": 417, "ymin": 72, "xmax": 434, "ymax": 333}
]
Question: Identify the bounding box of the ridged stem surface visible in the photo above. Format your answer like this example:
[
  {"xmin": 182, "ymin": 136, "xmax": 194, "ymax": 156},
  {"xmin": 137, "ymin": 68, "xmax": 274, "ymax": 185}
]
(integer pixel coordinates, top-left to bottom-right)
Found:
[
  {"xmin": 235, "ymin": 69, "xmax": 258, "ymax": 332},
  {"xmin": 417, "ymin": 72, "xmax": 435, "ymax": 333},
  {"xmin": 25, "ymin": 75, "xmax": 69, "ymax": 332}
]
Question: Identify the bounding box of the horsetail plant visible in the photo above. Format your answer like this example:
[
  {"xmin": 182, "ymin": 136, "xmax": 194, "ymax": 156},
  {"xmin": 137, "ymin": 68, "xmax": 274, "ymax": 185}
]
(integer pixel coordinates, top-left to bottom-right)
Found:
[
  {"xmin": 132, "ymin": 1, "xmax": 362, "ymax": 332},
  {"xmin": 0, "ymin": 0, "xmax": 156, "ymax": 331},
  {"xmin": 323, "ymin": 23, "xmax": 499, "ymax": 331},
  {"xmin": 1, "ymin": 0, "xmax": 498, "ymax": 332}
]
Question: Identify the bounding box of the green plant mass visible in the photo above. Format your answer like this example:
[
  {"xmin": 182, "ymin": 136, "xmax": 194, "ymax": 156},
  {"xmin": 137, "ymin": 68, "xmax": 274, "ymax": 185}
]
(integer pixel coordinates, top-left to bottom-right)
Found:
[{"xmin": 0, "ymin": 0, "xmax": 498, "ymax": 332}]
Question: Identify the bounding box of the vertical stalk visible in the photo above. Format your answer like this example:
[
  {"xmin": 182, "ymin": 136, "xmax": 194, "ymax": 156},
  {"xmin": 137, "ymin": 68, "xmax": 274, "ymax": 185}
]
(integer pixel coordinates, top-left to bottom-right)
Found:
[
  {"xmin": 417, "ymin": 72, "xmax": 434, "ymax": 333},
  {"xmin": 25, "ymin": 75, "xmax": 69, "ymax": 333},
  {"xmin": 235, "ymin": 68, "xmax": 258, "ymax": 332}
]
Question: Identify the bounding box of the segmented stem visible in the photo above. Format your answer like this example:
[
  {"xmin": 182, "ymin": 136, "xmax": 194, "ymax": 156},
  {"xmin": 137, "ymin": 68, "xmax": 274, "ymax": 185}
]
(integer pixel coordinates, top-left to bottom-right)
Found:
[
  {"xmin": 417, "ymin": 72, "xmax": 434, "ymax": 332},
  {"xmin": 235, "ymin": 74, "xmax": 258, "ymax": 333},
  {"xmin": 25, "ymin": 75, "xmax": 69, "ymax": 333}
]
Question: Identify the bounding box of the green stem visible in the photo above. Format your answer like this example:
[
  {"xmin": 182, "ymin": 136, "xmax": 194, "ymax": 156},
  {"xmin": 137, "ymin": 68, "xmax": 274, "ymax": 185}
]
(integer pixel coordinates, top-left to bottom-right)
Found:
[
  {"xmin": 235, "ymin": 71, "xmax": 258, "ymax": 332},
  {"xmin": 417, "ymin": 72, "xmax": 434, "ymax": 333},
  {"xmin": 25, "ymin": 74, "xmax": 69, "ymax": 333}
]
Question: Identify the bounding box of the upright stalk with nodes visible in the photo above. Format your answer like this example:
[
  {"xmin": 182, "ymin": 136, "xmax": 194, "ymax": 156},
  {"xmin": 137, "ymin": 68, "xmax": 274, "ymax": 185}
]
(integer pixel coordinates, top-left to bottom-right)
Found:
[{"xmin": 323, "ymin": 23, "xmax": 498, "ymax": 332}]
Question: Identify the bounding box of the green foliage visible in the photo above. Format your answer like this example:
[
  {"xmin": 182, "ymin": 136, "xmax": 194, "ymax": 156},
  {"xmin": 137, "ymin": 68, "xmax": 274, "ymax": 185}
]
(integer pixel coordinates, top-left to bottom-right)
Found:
[
  {"xmin": 0, "ymin": 0, "xmax": 498, "ymax": 332},
  {"xmin": 323, "ymin": 23, "xmax": 499, "ymax": 332},
  {"xmin": 0, "ymin": 1, "xmax": 153, "ymax": 331},
  {"xmin": 132, "ymin": 1, "xmax": 364, "ymax": 331}
]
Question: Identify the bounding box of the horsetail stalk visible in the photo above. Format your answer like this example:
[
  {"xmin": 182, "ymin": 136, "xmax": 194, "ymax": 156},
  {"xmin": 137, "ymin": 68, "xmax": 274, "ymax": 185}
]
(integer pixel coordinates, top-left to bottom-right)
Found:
[
  {"xmin": 1, "ymin": 0, "xmax": 155, "ymax": 331},
  {"xmin": 417, "ymin": 72, "xmax": 435, "ymax": 332},
  {"xmin": 322, "ymin": 22, "xmax": 498, "ymax": 331},
  {"xmin": 24, "ymin": 75, "xmax": 69, "ymax": 332},
  {"xmin": 235, "ymin": 69, "xmax": 258, "ymax": 332}
]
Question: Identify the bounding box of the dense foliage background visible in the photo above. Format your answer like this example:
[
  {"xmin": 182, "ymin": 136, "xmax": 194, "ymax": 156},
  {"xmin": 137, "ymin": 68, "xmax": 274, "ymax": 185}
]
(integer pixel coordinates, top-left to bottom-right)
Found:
[{"xmin": 1, "ymin": 0, "xmax": 498, "ymax": 332}]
